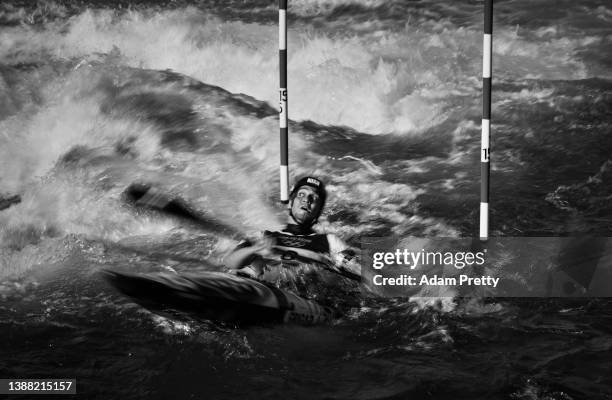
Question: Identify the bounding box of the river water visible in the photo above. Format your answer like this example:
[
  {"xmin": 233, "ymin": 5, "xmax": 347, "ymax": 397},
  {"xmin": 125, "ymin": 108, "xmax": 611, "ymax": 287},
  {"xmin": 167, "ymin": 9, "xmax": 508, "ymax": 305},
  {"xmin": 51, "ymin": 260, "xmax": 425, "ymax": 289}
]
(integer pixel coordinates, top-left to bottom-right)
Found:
[{"xmin": 1, "ymin": 0, "xmax": 611, "ymax": 398}]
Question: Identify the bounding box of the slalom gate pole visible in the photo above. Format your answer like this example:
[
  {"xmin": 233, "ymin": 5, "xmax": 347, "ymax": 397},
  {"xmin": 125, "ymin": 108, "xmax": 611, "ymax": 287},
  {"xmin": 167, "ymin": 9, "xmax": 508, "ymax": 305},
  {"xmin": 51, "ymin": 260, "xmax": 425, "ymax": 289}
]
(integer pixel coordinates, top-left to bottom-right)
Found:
[
  {"xmin": 279, "ymin": 0, "xmax": 289, "ymax": 202},
  {"xmin": 480, "ymin": 0, "xmax": 492, "ymax": 240}
]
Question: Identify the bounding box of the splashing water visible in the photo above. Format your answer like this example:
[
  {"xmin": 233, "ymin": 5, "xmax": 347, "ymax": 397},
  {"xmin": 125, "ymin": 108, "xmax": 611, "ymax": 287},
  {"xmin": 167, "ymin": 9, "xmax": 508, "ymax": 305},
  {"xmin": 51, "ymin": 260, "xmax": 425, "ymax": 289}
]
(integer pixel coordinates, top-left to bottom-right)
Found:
[{"xmin": 1, "ymin": 1, "xmax": 611, "ymax": 399}]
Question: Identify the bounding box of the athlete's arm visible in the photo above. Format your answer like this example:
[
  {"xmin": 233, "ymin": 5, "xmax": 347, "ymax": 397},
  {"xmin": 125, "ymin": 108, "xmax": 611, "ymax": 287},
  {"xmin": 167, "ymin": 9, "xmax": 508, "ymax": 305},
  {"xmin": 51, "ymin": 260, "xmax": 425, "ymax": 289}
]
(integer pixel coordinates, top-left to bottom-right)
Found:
[{"xmin": 224, "ymin": 237, "xmax": 273, "ymax": 269}]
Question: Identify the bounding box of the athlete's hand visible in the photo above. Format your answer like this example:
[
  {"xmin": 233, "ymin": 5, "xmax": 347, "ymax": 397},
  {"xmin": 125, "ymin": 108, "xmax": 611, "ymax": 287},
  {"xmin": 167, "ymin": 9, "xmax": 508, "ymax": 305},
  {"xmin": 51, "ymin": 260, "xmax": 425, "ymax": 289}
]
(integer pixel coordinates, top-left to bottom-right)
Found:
[{"xmin": 253, "ymin": 237, "xmax": 275, "ymax": 257}]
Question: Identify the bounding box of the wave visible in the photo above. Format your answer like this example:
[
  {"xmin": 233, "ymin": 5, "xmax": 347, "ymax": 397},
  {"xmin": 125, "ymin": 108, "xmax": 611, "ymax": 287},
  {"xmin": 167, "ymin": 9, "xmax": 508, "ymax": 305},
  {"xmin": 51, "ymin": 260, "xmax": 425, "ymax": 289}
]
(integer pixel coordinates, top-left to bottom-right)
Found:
[
  {"xmin": 546, "ymin": 159, "xmax": 612, "ymax": 213},
  {"xmin": 2, "ymin": 2, "xmax": 607, "ymax": 135}
]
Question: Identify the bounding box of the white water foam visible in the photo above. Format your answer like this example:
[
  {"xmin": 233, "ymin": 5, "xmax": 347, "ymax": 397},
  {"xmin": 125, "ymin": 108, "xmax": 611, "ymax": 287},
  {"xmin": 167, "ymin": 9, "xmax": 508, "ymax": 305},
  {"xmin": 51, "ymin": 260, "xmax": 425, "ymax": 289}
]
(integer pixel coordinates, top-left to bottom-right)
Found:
[{"xmin": 1, "ymin": 6, "xmax": 596, "ymax": 136}]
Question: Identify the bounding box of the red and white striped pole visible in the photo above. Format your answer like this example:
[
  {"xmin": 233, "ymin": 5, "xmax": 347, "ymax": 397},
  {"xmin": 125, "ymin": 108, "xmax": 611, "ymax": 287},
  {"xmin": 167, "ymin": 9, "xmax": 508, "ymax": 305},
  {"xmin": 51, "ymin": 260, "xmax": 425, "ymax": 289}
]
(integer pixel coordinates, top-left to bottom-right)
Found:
[
  {"xmin": 480, "ymin": 0, "xmax": 492, "ymax": 240},
  {"xmin": 279, "ymin": 0, "xmax": 289, "ymax": 202}
]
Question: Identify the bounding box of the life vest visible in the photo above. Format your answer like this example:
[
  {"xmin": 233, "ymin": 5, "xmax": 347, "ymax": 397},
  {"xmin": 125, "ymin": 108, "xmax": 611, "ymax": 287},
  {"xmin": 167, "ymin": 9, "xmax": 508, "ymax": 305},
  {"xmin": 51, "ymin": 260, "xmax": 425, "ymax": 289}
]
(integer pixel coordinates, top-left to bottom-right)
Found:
[{"xmin": 261, "ymin": 230, "xmax": 333, "ymax": 268}]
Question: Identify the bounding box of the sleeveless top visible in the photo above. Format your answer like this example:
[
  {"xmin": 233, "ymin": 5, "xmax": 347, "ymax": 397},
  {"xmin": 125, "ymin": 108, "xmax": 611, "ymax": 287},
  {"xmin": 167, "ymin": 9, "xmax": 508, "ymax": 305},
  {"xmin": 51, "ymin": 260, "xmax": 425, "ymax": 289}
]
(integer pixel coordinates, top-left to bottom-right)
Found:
[
  {"xmin": 261, "ymin": 230, "xmax": 333, "ymax": 267},
  {"xmin": 235, "ymin": 226, "xmax": 360, "ymax": 281}
]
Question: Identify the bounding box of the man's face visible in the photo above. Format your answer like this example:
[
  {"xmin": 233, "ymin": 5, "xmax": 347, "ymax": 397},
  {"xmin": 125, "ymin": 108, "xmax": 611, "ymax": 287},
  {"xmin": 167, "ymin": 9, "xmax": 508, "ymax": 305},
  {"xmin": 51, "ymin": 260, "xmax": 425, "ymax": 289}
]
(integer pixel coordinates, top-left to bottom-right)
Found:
[{"xmin": 290, "ymin": 185, "xmax": 323, "ymax": 225}]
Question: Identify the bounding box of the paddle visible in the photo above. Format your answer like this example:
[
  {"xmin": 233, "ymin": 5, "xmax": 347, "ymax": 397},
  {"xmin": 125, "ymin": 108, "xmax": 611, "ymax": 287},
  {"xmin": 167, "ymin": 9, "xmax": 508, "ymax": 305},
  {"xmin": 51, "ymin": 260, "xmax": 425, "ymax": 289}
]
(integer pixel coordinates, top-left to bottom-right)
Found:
[
  {"xmin": 124, "ymin": 183, "xmax": 244, "ymax": 239},
  {"xmin": 0, "ymin": 194, "xmax": 21, "ymax": 211}
]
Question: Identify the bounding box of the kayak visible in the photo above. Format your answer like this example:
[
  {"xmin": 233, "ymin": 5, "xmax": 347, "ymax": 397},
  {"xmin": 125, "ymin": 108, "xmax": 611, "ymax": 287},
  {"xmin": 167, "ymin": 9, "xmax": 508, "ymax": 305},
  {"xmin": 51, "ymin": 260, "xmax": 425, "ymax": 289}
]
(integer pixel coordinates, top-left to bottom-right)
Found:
[{"xmin": 103, "ymin": 270, "xmax": 333, "ymax": 326}]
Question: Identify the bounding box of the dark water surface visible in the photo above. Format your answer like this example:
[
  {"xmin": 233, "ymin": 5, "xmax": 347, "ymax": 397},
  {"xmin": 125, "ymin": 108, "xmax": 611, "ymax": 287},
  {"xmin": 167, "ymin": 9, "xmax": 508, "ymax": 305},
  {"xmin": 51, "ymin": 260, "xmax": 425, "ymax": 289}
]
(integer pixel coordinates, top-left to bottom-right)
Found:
[{"xmin": 1, "ymin": 0, "xmax": 611, "ymax": 398}]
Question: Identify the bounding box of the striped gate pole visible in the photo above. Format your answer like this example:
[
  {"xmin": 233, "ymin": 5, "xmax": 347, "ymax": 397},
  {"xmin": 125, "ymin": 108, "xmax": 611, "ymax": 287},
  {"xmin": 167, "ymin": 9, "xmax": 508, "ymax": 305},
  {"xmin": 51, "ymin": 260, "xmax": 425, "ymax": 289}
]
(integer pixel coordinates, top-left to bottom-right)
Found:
[
  {"xmin": 480, "ymin": 0, "xmax": 493, "ymax": 240},
  {"xmin": 279, "ymin": 0, "xmax": 289, "ymax": 202}
]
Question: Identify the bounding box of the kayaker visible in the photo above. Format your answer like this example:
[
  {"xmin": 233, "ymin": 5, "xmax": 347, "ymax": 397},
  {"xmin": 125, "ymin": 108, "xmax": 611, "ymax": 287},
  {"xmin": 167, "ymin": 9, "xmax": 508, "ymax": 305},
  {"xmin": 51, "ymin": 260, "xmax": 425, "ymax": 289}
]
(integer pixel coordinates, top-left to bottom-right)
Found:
[{"xmin": 225, "ymin": 176, "xmax": 361, "ymax": 281}]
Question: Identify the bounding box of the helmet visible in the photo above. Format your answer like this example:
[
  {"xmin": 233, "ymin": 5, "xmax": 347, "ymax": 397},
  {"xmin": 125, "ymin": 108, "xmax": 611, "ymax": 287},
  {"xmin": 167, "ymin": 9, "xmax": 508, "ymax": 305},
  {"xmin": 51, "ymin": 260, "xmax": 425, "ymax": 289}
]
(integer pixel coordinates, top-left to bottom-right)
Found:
[{"xmin": 289, "ymin": 176, "xmax": 327, "ymax": 224}]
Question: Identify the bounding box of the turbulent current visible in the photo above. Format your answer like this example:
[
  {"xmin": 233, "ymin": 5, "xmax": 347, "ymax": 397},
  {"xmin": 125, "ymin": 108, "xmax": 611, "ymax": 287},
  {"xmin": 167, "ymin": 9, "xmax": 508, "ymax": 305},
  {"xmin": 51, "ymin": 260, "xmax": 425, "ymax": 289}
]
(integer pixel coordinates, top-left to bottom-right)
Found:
[{"xmin": 1, "ymin": 1, "xmax": 611, "ymax": 399}]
